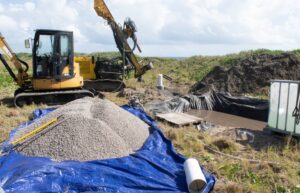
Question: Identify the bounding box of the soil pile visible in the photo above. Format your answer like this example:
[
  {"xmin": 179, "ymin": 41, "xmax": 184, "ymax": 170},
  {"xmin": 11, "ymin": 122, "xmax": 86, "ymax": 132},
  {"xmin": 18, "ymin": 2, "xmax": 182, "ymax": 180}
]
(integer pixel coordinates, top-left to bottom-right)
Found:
[
  {"xmin": 193, "ymin": 53, "xmax": 300, "ymax": 95},
  {"xmin": 13, "ymin": 97, "xmax": 150, "ymax": 161}
]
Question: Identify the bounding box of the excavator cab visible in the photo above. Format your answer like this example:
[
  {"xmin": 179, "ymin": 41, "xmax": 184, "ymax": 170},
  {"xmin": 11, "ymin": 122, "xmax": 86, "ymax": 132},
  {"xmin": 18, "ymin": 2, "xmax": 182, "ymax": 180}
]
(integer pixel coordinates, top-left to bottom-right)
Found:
[
  {"xmin": 33, "ymin": 30, "xmax": 74, "ymax": 80},
  {"xmin": 29, "ymin": 29, "xmax": 84, "ymax": 91}
]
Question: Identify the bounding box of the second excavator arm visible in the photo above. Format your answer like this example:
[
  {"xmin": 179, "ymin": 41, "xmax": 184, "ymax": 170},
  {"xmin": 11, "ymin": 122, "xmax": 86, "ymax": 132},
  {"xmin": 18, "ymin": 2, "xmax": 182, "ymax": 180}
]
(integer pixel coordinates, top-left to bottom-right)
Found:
[
  {"xmin": 94, "ymin": 0, "xmax": 152, "ymax": 78},
  {"xmin": 0, "ymin": 33, "xmax": 30, "ymax": 87}
]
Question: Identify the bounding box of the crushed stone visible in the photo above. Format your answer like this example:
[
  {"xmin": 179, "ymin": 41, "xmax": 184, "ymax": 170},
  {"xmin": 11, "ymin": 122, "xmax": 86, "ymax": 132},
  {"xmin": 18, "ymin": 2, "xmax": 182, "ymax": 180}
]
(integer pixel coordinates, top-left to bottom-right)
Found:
[{"xmin": 13, "ymin": 97, "xmax": 150, "ymax": 161}]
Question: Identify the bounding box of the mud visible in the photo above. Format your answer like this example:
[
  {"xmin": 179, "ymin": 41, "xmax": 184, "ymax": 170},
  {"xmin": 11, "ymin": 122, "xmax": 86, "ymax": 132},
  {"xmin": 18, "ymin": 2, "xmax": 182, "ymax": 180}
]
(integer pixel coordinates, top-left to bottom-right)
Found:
[
  {"xmin": 188, "ymin": 110, "xmax": 287, "ymax": 150},
  {"xmin": 188, "ymin": 110, "xmax": 267, "ymax": 131}
]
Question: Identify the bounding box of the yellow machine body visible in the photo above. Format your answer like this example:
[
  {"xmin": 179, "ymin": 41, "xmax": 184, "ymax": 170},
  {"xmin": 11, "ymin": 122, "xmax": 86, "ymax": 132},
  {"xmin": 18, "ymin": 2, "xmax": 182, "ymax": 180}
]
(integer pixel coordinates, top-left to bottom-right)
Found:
[
  {"xmin": 32, "ymin": 62, "xmax": 84, "ymax": 90},
  {"xmin": 75, "ymin": 57, "xmax": 96, "ymax": 80}
]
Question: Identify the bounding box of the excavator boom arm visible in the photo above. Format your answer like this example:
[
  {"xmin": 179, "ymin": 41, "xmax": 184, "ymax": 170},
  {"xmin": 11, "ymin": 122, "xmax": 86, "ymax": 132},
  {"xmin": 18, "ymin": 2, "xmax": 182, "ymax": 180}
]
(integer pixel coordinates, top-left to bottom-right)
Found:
[
  {"xmin": 94, "ymin": 0, "xmax": 114, "ymax": 23},
  {"xmin": 0, "ymin": 33, "xmax": 29, "ymax": 86},
  {"xmin": 94, "ymin": 0, "xmax": 152, "ymax": 78}
]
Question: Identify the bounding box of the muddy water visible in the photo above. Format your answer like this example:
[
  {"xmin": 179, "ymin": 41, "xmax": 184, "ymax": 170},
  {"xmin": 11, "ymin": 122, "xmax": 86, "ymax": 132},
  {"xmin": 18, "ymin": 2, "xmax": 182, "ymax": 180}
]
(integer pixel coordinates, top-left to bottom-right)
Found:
[{"xmin": 188, "ymin": 110, "xmax": 267, "ymax": 130}]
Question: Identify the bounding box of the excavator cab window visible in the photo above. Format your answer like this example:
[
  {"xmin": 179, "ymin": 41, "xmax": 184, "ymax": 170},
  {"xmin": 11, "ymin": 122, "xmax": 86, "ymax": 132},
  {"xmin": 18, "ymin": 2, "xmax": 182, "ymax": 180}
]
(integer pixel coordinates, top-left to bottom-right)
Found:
[
  {"xmin": 35, "ymin": 34, "xmax": 55, "ymax": 77},
  {"xmin": 60, "ymin": 35, "xmax": 70, "ymax": 57},
  {"xmin": 59, "ymin": 34, "xmax": 73, "ymax": 77},
  {"xmin": 33, "ymin": 30, "xmax": 74, "ymax": 80}
]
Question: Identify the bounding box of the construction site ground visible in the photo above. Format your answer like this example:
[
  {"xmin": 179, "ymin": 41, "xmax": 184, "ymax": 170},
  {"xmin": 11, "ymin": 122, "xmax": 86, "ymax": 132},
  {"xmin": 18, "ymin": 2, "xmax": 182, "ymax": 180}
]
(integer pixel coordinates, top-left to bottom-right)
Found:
[{"xmin": 0, "ymin": 52, "xmax": 300, "ymax": 193}]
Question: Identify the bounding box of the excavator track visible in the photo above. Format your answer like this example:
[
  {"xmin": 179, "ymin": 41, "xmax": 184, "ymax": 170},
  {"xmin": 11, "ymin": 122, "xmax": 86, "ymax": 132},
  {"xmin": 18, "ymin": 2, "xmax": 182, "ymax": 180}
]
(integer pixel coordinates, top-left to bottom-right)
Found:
[
  {"xmin": 84, "ymin": 79, "xmax": 125, "ymax": 92},
  {"xmin": 14, "ymin": 89, "xmax": 95, "ymax": 107}
]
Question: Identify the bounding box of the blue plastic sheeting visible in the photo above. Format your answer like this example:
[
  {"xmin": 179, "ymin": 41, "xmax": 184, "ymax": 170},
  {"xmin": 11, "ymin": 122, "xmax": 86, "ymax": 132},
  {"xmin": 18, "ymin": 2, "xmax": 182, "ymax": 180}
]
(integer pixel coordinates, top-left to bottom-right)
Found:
[{"xmin": 0, "ymin": 106, "xmax": 216, "ymax": 193}]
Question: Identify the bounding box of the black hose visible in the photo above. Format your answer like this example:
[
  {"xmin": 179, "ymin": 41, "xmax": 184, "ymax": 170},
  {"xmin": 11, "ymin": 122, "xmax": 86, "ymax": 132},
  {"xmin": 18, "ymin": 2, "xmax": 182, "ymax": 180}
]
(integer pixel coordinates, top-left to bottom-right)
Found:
[
  {"xmin": 131, "ymin": 34, "xmax": 138, "ymax": 52},
  {"xmin": 112, "ymin": 28, "xmax": 130, "ymax": 66},
  {"xmin": 17, "ymin": 58, "xmax": 29, "ymax": 72}
]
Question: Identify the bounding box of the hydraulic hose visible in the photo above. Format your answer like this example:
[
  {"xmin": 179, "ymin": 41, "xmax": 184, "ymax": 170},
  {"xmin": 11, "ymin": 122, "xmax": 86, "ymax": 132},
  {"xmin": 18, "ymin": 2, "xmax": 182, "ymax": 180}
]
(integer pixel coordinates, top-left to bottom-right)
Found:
[{"xmin": 17, "ymin": 58, "xmax": 29, "ymax": 72}]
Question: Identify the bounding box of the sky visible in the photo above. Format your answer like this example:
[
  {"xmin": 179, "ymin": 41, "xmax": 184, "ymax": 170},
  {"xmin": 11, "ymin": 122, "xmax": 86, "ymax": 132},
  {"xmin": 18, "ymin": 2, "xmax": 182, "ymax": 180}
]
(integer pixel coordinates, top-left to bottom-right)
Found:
[{"xmin": 0, "ymin": 0, "xmax": 299, "ymax": 57}]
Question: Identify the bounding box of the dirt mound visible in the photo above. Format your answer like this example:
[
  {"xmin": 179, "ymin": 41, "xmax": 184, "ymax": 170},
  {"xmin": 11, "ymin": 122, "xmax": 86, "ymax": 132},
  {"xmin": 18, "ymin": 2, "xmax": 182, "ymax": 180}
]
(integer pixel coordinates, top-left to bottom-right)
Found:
[
  {"xmin": 14, "ymin": 97, "xmax": 150, "ymax": 161},
  {"xmin": 193, "ymin": 53, "xmax": 300, "ymax": 95}
]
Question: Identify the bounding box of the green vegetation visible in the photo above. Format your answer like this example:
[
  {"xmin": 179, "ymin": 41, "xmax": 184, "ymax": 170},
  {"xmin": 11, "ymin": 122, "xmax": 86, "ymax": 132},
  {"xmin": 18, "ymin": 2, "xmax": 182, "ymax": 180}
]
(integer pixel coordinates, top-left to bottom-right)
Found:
[
  {"xmin": 16, "ymin": 53, "xmax": 32, "ymax": 61},
  {"xmin": 0, "ymin": 68, "xmax": 17, "ymax": 91},
  {"xmin": 0, "ymin": 53, "xmax": 32, "ymax": 91},
  {"xmin": 127, "ymin": 48, "xmax": 300, "ymax": 86},
  {"xmin": 3, "ymin": 48, "xmax": 298, "ymax": 88},
  {"xmin": 176, "ymin": 49, "xmax": 300, "ymax": 83}
]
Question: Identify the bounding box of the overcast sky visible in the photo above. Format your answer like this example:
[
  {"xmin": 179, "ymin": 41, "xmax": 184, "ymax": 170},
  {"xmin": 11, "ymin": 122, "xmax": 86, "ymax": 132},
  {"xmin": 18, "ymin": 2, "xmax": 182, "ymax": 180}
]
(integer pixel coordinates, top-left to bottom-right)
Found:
[{"xmin": 0, "ymin": 0, "xmax": 299, "ymax": 57}]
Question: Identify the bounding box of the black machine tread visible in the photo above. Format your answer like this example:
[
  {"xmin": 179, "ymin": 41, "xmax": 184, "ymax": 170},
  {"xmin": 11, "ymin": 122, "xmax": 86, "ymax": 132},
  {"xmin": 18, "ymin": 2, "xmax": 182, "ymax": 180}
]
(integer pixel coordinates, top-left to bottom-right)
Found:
[
  {"xmin": 14, "ymin": 89, "xmax": 95, "ymax": 107},
  {"xmin": 15, "ymin": 89, "xmax": 94, "ymax": 96}
]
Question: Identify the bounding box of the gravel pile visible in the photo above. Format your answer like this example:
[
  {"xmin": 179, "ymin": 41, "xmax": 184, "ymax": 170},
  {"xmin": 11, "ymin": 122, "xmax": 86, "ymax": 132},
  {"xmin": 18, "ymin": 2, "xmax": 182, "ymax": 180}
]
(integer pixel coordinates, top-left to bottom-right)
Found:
[{"xmin": 13, "ymin": 97, "xmax": 150, "ymax": 161}]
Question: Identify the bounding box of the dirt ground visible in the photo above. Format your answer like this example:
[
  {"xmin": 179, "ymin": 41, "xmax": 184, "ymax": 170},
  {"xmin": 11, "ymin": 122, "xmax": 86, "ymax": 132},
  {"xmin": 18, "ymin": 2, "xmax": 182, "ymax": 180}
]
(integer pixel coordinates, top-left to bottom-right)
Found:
[{"xmin": 196, "ymin": 53, "xmax": 300, "ymax": 95}]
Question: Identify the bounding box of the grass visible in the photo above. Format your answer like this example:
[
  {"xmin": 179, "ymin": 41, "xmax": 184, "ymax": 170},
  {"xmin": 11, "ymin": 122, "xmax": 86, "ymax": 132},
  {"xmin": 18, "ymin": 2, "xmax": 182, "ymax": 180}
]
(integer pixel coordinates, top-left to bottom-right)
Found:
[
  {"xmin": 0, "ymin": 102, "xmax": 46, "ymax": 143},
  {"xmin": 0, "ymin": 50, "xmax": 299, "ymax": 192},
  {"xmin": 0, "ymin": 68, "xmax": 16, "ymax": 91},
  {"xmin": 161, "ymin": 124, "xmax": 300, "ymax": 193}
]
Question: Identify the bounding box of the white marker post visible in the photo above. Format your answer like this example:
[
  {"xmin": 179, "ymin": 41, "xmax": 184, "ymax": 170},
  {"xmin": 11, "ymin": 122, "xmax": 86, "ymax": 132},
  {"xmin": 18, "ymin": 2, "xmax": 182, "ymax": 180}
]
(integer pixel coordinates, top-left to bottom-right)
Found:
[{"xmin": 157, "ymin": 74, "xmax": 164, "ymax": 90}]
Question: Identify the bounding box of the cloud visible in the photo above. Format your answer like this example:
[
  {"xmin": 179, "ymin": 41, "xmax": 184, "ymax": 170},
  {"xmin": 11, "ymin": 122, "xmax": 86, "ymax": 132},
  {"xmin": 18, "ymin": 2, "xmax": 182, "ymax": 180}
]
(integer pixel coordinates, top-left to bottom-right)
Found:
[
  {"xmin": 0, "ymin": 0, "xmax": 299, "ymax": 56},
  {"xmin": 24, "ymin": 2, "xmax": 35, "ymax": 11},
  {"xmin": 0, "ymin": 15, "xmax": 18, "ymax": 30},
  {"xmin": 0, "ymin": 3, "xmax": 3, "ymax": 12}
]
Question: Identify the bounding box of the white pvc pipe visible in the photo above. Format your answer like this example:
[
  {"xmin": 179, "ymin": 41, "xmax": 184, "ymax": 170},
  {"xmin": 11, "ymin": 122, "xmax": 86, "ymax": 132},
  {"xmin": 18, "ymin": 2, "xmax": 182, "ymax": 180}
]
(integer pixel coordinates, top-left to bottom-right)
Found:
[
  {"xmin": 157, "ymin": 74, "xmax": 164, "ymax": 90},
  {"xmin": 184, "ymin": 158, "xmax": 207, "ymax": 193}
]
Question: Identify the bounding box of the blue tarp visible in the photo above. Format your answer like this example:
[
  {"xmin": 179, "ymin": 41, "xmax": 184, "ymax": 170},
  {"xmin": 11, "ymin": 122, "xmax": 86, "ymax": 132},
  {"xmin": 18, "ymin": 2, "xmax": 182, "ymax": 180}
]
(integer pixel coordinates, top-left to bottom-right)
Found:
[{"xmin": 0, "ymin": 106, "xmax": 216, "ymax": 193}]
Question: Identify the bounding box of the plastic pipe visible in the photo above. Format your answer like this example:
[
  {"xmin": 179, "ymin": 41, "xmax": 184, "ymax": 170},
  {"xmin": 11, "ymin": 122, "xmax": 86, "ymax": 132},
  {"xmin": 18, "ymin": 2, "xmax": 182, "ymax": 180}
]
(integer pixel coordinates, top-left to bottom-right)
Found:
[
  {"xmin": 157, "ymin": 74, "xmax": 164, "ymax": 90},
  {"xmin": 184, "ymin": 158, "xmax": 207, "ymax": 193}
]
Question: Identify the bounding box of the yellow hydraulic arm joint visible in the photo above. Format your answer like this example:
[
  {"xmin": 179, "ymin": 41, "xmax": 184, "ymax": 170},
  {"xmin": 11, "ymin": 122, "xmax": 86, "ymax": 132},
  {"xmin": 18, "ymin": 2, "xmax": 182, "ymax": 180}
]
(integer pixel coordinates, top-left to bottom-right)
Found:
[
  {"xmin": 94, "ymin": 0, "xmax": 152, "ymax": 78},
  {"xmin": 0, "ymin": 33, "xmax": 29, "ymax": 87}
]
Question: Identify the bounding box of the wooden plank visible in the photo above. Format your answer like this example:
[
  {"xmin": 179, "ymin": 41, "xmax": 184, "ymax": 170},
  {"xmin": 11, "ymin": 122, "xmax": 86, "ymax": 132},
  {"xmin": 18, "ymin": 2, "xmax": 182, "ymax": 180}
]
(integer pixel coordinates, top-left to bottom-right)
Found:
[{"xmin": 156, "ymin": 112, "xmax": 202, "ymax": 126}]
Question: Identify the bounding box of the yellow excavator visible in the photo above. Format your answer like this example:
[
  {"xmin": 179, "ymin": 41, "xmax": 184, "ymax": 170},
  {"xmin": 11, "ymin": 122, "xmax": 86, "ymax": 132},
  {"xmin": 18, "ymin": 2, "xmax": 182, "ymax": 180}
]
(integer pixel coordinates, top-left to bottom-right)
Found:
[
  {"xmin": 0, "ymin": 0, "xmax": 152, "ymax": 107},
  {"xmin": 0, "ymin": 30, "xmax": 94, "ymax": 107}
]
